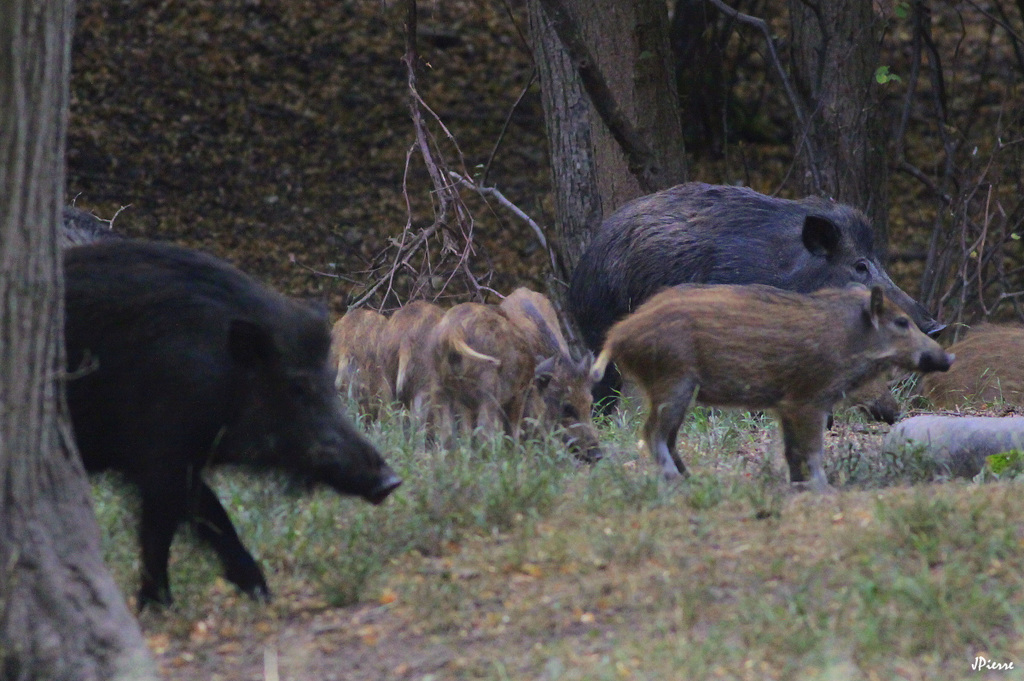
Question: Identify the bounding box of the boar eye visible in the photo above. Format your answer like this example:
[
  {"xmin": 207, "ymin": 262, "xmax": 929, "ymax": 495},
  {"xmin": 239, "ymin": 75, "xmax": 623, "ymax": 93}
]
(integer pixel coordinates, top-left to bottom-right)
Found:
[
  {"xmin": 854, "ymin": 260, "xmax": 871, "ymax": 277},
  {"xmin": 562, "ymin": 404, "xmax": 579, "ymax": 420},
  {"xmin": 894, "ymin": 317, "xmax": 911, "ymax": 330}
]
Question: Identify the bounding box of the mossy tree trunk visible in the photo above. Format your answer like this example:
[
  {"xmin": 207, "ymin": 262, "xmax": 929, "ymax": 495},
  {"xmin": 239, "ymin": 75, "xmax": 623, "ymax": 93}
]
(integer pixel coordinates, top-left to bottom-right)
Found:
[{"xmin": 0, "ymin": 0, "xmax": 157, "ymax": 678}]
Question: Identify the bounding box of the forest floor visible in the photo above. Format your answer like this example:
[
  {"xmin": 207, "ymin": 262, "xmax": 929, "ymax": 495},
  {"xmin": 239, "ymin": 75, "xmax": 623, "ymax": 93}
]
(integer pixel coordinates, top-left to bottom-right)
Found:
[{"xmin": 92, "ymin": 400, "xmax": 1024, "ymax": 681}]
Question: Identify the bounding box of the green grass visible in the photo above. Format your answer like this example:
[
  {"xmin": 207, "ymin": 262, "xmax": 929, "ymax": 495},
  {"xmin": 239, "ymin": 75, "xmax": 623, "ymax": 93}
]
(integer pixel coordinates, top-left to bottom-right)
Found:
[{"xmin": 89, "ymin": 399, "xmax": 1024, "ymax": 680}]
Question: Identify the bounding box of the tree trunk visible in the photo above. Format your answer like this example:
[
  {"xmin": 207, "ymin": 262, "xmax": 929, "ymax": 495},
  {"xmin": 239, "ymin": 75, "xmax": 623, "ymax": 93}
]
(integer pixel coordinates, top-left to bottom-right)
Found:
[
  {"xmin": 0, "ymin": 0, "xmax": 158, "ymax": 679},
  {"xmin": 527, "ymin": 0, "xmax": 687, "ymax": 280},
  {"xmin": 787, "ymin": 0, "xmax": 889, "ymax": 258}
]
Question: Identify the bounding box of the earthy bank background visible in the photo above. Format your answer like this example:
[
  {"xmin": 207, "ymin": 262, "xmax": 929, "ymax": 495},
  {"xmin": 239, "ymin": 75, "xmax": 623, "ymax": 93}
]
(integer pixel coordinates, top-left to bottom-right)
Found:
[{"xmin": 69, "ymin": 0, "xmax": 1023, "ymax": 320}]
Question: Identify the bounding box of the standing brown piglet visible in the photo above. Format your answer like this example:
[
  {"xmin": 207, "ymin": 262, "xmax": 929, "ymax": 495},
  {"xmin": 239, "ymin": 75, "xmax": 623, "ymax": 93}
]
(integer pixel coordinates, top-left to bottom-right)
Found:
[
  {"xmin": 591, "ymin": 284, "xmax": 954, "ymax": 490},
  {"xmin": 499, "ymin": 288, "xmax": 602, "ymax": 461},
  {"xmin": 380, "ymin": 300, "xmax": 446, "ymax": 424},
  {"xmin": 330, "ymin": 308, "xmax": 392, "ymax": 416},
  {"xmin": 921, "ymin": 323, "xmax": 1024, "ymax": 409},
  {"xmin": 431, "ymin": 302, "xmax": 535, "ymax": 442}
]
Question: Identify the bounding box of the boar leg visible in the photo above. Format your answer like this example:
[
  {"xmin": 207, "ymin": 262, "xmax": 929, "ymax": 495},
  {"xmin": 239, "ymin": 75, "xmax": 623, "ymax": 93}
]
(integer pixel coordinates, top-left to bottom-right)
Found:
[
  {"xmin": 593, "ymin": 362, "xmax": 624, "ymax": 415},
  {"xmin": 138, "ymin": 485, "xmax": 186, "ymax": 607},
  {"xmin": 644, "ymin": 377, "xmax": 698, "ymax": 479},
  {"xmin": 190, "ymin": 480, "xmax": 270, "ymax": 601},
  {"xmin": 504, "ymin": 394, "xmax": 527, "ymax": 441},
  {"xmin": 475, "ymin": 395, "xmax": 510, "ymax": 440},
  {"xmin": 778, "ymin": 407, "xmax": 830, "ymax": 491}
]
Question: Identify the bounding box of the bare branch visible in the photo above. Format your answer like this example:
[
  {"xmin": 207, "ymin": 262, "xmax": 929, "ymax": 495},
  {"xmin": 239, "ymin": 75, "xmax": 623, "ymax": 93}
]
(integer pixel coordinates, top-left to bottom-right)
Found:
[
  {"xmin": 449, "ymin": 170, "xmax": 558, "ymax": 273},
  {"xmin": 704, "ymin": 0, "xmax": 818, "ymax": 183},
  {"xmin": 347, "ymin": 0, "xmax": 485, "ymax": 310},
  {"xmin": 482, "ymin": 68, "xmax": 536, "ymax": 187}
]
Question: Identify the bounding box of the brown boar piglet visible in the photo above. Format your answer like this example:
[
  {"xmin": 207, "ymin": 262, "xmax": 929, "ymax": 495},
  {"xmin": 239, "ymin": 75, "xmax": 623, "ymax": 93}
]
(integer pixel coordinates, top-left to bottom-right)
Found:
[
  {"xmin": 330, "ymin": 308, "xmax": 392, "ymax": 416},
  {"xmin": 499, "ymin": 287, "xmax": 601, "ymax": 461},
  {"xmin": 591, "ymin": 284, "xmax": 953, "ymax": 491},
  {"xmin": 921, "ymin": 323, "xmax": 1024, "ymax": 409},
  {"xmin": 431, "ymin": 302, "xmax": 535, "ymax": 442},
  {"xmin": 380, "ymin": 300, "xmax": 446, "ymax": 424}
]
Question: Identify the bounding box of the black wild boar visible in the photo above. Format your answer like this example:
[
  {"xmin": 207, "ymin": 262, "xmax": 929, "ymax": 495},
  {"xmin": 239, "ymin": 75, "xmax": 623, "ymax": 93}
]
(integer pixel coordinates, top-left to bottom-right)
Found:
[
  {"xmin": 921, "ymin": 323, "xmax": 1024, "ymax": 409},
  {"xmin": 591, "ymin": 284, "xmax": 953, "ymax": 490},
  {"xmin": 569, "ymin": 182, "xmax": 943, "ymax": 407},
  {"xmin": 330, "ymin": 308, "xmax": 393, "ymax": 416},
  {"xmin": 499, "ymin": 288, "xmax": 602, "ymax": 461},
  {"xmin": 64, "ymin": 240, "xmax": 401, "ymax": 606}
]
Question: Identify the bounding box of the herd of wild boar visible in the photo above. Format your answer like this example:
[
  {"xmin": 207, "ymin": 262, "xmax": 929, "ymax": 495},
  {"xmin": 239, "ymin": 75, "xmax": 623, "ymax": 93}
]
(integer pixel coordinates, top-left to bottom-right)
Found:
[
  {"xmin": 61, "ymin": 182, "xmax": 1024, "ymax": 607},
  {"xmin": 330, "ymin": 287, "xmax": 603, "ymax": 462}
]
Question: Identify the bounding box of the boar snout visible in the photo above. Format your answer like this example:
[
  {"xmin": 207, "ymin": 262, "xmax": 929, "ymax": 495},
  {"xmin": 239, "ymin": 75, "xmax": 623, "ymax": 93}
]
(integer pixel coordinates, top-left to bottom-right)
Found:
[
  {"xmin": 366, "ymin": 471, "xmax": 403, "ymax": 505},
  {"xmin": 568, "ymin": 435, "xmax": 603, "ymax": 463},
  {"xmin": 918, "ymin": 351, "xmax": 955, "ymax": 373}
]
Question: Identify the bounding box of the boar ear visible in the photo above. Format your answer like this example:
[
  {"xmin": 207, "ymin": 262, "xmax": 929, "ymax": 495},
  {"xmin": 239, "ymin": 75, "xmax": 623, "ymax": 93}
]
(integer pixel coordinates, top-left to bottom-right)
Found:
[
  {"xmin": 228, "ymin": 319, "xmax": 278, "ymax": 368},
  {"xmin": 802, "ymin": 216, "xmax": 842, "ymax": 258},
  {"xmin": 577, "ymin": 350, "xmax": 595, "ymax": 376},
  {"xmin": 535, "ymin": 355, "xmax": 556, "ymax": 392},
  {"xmin": 864, "ymin": 286, "xmax": 885, "ymax": 329}
]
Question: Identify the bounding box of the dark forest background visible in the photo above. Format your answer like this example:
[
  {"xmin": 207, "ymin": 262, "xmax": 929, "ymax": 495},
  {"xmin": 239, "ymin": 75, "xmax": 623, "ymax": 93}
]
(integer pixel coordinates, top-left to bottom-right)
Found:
[{"xmin": 67, "ymin": 0, "xmax": 1024, "ymax": 333}]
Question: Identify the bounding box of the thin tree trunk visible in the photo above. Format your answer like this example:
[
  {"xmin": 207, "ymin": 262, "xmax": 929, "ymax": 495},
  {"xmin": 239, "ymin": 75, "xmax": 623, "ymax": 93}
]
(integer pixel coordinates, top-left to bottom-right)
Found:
[
  {"xmin": 528, "ymin": 0, "xmax": 687, "ymax": 280},
  {"xmin": 788, "ymin": 0, "xmax": 890, "ymax": 258},
  {"xmin": 0, "ymin": 0, "xmax": 157, "ymax": 678}
]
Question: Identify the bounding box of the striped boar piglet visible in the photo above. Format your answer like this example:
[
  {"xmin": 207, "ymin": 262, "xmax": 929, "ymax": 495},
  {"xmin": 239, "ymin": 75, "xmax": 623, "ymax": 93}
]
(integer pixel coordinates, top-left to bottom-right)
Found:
[{"xmin": 592, "ymin": 284, "xmax": 953, "ymax": 491}]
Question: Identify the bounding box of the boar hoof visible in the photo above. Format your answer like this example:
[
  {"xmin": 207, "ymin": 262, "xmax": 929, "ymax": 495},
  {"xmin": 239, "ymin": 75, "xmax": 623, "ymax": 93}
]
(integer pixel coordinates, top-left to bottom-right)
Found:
[
  {"xmin": 225, "ymin": 562, "xmax": 272, "ymax": 602},
  {"xmin": 790, "ymin": 480, "xmax": 837, "ymax": 495},
  {"xmin": 661, "ymin": 467, "xmax": 686, "ymax": 482},
  {"xmin": 136, "ymin": 586, "xmax": 172, "ymax": 610},
  {"xmin": 239, "ymin": 582, "xmax": 272, "ymax": 603}
]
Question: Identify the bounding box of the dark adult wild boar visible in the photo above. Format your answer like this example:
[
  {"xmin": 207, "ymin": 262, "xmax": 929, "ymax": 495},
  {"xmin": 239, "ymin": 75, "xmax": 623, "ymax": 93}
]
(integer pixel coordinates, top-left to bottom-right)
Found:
[
  {"xmin": 921, "ymin": 324, "xmax": 1024, "ymax": 409},
  {"xmin": 499, "ymin": 288, "xmax": 602, "ymax": 461},
  {"xmin": 330, "ymin": 308, "xmax": 393, "ymax": 416},
  {"xmin": 569, "ymin": 183, "xmax": 943, "ymax": 406},
  {"xmin": 65, "ymin": 240, "xmax": 401, "ymax": 606},
  {"xmin": 591, "ymin": 284, "xmax": 953, "ymax": 490}
]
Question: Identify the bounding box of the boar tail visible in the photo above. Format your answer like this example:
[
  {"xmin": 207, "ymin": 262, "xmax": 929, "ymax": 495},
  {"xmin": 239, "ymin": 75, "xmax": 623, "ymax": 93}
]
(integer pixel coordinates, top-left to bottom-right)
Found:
[
  {"xmin": 395, "ymin": 347, "xmax": 411, "ymax": 397},
  {"xmin": 591, "ymin": 348, "xmax": 613, "ymax": 383},
  {"xmin": 521, "ymin": 300, "xmax": 564, "ymax": 357},
  {"xmin": 334, "ymin": 354, "xmax": 353, "ymax": 391},
  {"xmin": 452, "ymin": 336, "xmax": 501, "ymax": 365}
]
